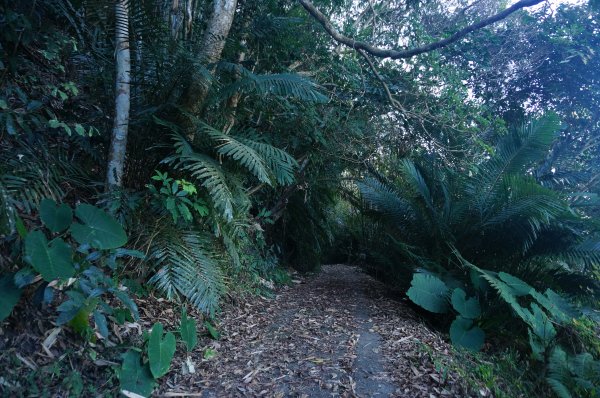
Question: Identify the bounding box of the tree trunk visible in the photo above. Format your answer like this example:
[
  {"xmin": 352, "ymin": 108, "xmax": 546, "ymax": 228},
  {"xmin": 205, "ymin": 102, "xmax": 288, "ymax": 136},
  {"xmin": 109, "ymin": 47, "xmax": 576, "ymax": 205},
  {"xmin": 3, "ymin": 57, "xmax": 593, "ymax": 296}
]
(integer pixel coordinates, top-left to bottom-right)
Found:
[
  {"xmin": 180, "ymin": 0, "xmax": 237, "ymax": 116},
  {"xmin": 169, "ymin": 0, "xmax": 182, "ymax": 40},
  {"xmin": 224, "ymin": 35, "xmax": 247, "ymax": 132},
  {"xmin": 184, "ymin": 0, "xmax": 194, "ymax": 40},
  {"xmin": 106, "ymin": 0, "xmax": 131, "ymax": 189},
  {"xmin": 163, "ymin": 0, "xmax": 194, "ymax": 40}
]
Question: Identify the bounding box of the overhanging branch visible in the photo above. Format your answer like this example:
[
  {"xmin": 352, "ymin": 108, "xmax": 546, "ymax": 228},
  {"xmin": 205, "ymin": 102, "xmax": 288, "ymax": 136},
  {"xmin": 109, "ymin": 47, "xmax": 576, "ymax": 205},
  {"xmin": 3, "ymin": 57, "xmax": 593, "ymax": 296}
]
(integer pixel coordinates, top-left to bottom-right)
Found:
[{"xmin": 299, "ymin": 0, "xmax": 545, "ymax": 60}]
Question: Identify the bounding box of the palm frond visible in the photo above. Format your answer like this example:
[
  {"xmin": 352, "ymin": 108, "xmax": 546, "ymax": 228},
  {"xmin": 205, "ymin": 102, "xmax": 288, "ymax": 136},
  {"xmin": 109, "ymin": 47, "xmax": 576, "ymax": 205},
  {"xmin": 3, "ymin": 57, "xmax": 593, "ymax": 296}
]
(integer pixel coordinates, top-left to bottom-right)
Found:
[
  {"xmin": 400, "ymin": 159, "xmax": 435, "ymax": 212},
  {"xmin": 149, "ymin": 227, "xmax": 226, "ymax": 315},
  {"xmin": 498, "ymin": 114, "xmax": 561, "ymax": 175},
  {"xmin": 0, "ymin": 138, "xmax": 91, "ymax": 233},
  {"xmin": 215, "ymin": 62, "xmax": 328, "ymax": 103},
  {"xmin": 471, "ymin": 114, "xmax": 561, "ymax": 214},
  {"xmin": 164, "ymin": 133, "xmax": 236, "ymax": 221},
  {"xmin": 199, "ymin": 122, "xmax": 273, "ymax": 186},
  {"xmin": 561, "ymin": 238, "xmax": 600, "ymax": 272},
  {"xmin": 356, "ymin": 177, "xmax": 415, "ymax": 227},
  {"xmin": 237, "ymin": 134, "xmax": 298, "ymax": 186},
  {"xmin": 483, "ymin": 175, "xmax": 569, "ymax": 249}
]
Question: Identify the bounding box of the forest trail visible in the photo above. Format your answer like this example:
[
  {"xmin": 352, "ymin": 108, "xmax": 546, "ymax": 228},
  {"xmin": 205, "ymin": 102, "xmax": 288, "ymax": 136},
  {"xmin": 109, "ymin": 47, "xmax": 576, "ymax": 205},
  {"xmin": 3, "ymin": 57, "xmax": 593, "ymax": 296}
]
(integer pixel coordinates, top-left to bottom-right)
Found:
[{"xmin": 160, "ymin": 265, "xmax": 472, "ymax": 397}]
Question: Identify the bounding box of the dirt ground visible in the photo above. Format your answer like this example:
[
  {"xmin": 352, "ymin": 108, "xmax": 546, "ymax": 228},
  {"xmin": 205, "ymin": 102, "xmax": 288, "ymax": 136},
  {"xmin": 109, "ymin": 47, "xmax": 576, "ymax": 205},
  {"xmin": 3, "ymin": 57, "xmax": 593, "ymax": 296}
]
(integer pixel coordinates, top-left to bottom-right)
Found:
[
  {"xmin": 0, "ymin": 264, "xmax": 487, "ymax": 397},
  {"xmin": 159, "ymin": 265, "xmax": 479, "ymax": 397}
]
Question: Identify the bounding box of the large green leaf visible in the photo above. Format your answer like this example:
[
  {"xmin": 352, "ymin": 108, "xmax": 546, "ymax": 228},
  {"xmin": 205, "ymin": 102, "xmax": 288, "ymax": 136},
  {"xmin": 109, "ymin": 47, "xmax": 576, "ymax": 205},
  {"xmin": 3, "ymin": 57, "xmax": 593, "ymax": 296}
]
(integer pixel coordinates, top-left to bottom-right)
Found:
[
  {"xmin": 529, "ymin": 288, "xmax": 572, "ymax": 324},
  {"xmin": 406, "ymin": 273, "xmax": 449, "ymax": 314},
  {"xmin": 70, "ymin": 204, "xmax": 127, "ymax": 249},
  {"xmin": 451, "ymin": 288, "xmax": 481, "ymax": 319},
  {"xmin": 450, "ymin": 316, "xmax": 485, "ymax": 351},
  {"xmin": 148, "ymin": 322, "xmax": 176, "ymax": 378},
  {"xmin": 119, "ymin": 350, "xmax": 156, "ymax": 397},
  {"xmin": 498, "ymin": 272, "xmax": 532, "ymax": 296},
  {"xmin": 0, "ymin": 275, "xmax": 22, "ymax": 322},
  {"xmin": 25, "ymin": 231, "xmax": 74, "ymax": 281},
  {"xmin": 547, "ymin": 347, "xmax": 572, "ymax": 398},
  {"xmin": 39, "ymin": 198, "xmax": 72, "ymax": 233},
  {"xmin": 524, "ymin": 303, "xmax": 557, "ymax": 344},
  {"xmin": 180, "ymin": 308, "xmax": 198, "ymax": 352}
]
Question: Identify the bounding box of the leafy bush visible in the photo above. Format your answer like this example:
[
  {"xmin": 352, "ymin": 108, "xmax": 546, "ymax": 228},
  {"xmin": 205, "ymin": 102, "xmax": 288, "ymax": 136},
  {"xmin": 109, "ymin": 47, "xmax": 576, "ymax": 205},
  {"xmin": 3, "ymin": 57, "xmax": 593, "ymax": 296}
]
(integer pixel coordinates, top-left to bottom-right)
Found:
[
  {"xmin": 405, "ymin": 258, "xmax": 600, "ymax": 396},
  {"xmin": 1, "ymin": 199, "xmax": 142, "ymax": 340},
  {"xmin": 547, "ymin": 347, "xmax": 600, "ymax": 398},
  {"xmin": 118, "ymin": 320, "xmax": 184, "ymax": 397},
  {"xmin": 352, "ymin": 115, "xmax": 600, "ymax": 396},
  {"xmin": 147, "ymin": 170, "xmax": 209, "ymax": 224}
]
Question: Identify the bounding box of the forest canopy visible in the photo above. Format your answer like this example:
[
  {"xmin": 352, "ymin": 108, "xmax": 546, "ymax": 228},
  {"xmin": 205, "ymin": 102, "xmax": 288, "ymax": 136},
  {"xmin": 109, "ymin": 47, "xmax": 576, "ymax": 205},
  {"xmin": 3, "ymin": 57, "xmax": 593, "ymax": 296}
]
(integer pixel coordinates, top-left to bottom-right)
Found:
[{"xmin": 0, "ymin": 0, "xmax": 599, "ymax": 396}]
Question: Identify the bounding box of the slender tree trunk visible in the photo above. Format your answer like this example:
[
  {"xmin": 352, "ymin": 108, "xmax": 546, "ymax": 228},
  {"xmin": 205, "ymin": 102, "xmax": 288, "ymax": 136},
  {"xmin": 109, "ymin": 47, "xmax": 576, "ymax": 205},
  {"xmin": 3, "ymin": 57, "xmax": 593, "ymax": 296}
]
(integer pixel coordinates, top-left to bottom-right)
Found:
[
  {"xmin": 106, "ymin": 0, "xmax": 131, "ymax": 188},
  {"xmin": 180, "ymin": 0, "xmax": 237, "ymax": 116},
  {"xmin": 169, "ymin": 0, "xmax": 183, "ymax": 40},
  {"xmin": 184, "ymin": 0, "xmax": 194, "ymax": 40},
  {"xmin": 164, "ymin": 0, "xmax": 194, "ymax": 40},
  {"xmin": 224, "ymin": 35, "xmax": 247, "ymax": 133}
]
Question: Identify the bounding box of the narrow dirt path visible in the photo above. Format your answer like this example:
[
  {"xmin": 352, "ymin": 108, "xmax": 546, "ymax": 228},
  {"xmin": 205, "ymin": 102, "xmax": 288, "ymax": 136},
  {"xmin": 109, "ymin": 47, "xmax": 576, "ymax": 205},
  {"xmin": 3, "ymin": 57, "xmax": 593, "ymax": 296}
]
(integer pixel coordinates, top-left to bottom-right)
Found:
[{"xmin": 161, "ymin": 265, "xmax": 473, "ymax": 397}]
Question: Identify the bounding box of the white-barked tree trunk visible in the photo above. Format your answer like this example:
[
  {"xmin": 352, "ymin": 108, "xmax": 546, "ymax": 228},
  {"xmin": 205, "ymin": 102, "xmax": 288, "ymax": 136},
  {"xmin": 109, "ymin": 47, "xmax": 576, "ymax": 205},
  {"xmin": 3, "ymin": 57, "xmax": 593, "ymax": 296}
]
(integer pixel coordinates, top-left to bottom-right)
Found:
[
  {"xmin": 180, "ymin": 0, "xmax": 237, "ymax": 115},
  {"xmin": 106, "ymin": 0, "xmax": 131, "ymax": 188}
]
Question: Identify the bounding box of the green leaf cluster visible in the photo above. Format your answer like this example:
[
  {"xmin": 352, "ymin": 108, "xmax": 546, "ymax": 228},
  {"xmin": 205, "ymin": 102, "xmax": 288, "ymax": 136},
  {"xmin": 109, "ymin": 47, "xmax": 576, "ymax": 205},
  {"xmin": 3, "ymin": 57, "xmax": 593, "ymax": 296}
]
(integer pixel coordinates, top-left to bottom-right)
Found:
[
  {"xmin": 119, "ymin": 315, "xmax": 202, "ymax": 397},
  {"xmin": 406, "ymin": 273, "xmax": 484, "ymax": 351},
  {"xmin": 2, "ymin": 199, "xmax": 141, "ymax": 343}
]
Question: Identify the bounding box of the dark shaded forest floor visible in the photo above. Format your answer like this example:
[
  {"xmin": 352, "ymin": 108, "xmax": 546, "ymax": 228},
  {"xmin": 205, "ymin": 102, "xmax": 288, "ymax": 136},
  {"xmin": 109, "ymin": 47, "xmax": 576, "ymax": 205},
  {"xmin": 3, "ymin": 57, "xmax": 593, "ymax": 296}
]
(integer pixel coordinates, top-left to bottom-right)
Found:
[
  {"xmin": 1, "ymin": 265, "xmax": 503, "ymax": 397},
  {"xmin": 160, "ymin": 265, "xmax": 482, "ymax": 397}
]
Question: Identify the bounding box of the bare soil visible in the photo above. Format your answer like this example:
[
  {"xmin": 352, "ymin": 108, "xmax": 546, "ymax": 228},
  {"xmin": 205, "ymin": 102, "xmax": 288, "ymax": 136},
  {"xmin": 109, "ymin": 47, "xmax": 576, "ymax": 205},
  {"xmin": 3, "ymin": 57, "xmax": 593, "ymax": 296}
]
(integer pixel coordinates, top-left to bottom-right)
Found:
[
  {"xmin": 0, "ymin": 265, "xmax": 482, "ymax": 397},
  {"xmin": 160, "ymin": 265, "xmax": 477, "ymax": 397}
]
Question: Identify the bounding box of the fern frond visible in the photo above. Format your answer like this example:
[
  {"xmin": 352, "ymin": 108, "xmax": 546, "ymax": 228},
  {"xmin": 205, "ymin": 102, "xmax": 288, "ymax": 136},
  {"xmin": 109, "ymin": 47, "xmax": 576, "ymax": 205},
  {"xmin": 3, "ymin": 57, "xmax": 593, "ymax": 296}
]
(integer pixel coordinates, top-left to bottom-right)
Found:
[
  {"xmin": 216, "ymin": 63, "xmax": 328, "ymax": 103},
  {"xmin": 198, "ymin": 122, "xmax": 273, "ymax": 186},
  {"xmin": 547, "ymin": 347, "xmax": 573, "ymax": 398},
  {"xmin": 238, "ymin": 134, "xmax": 298, "ymax": 185},
  {"xmin": 164, "ymin": 133, "xmax": 236, "ymax": 220},
  {"xmin": 149, "ymin": 227, "xmax": 226, "ymax": 315}
]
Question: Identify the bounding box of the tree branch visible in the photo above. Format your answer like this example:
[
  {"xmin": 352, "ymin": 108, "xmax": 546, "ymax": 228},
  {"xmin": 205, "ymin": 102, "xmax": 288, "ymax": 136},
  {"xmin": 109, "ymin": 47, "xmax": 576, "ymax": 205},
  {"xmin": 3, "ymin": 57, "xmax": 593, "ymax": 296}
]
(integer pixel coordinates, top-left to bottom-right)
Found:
[
  {"xmin": 298, "ymin": 0, "xmax": 544, "ymax": 60},
  {"xmin": 357, "ymin": 49, "xmax": 405, "ymax": 112}
]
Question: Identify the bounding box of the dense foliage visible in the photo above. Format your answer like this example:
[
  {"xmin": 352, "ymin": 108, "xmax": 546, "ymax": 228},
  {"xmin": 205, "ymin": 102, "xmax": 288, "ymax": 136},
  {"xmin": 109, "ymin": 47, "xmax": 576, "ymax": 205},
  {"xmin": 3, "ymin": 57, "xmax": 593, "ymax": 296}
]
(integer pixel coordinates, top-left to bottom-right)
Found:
[{"xmin": 1, "ymin": 0, "xmax": 599, "ymax": 396}]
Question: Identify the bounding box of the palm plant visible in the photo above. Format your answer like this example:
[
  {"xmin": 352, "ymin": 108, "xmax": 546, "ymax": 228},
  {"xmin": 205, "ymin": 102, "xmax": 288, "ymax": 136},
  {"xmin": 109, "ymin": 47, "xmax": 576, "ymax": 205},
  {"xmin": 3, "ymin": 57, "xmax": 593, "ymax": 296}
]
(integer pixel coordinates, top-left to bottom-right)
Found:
[
  {"xmin": 43, "ymin": 0, "xmax": 331, "ymax": 314},
  {"xmin": 356, "ymin": 114, "xmax": 598, "ymax": 291},
  {"xmin": 353, "ymin": 116, "xmax": 600, "ymax": 396},
  {"xmin": 148, "ymin": 225, "xmax": 226, "ymax": 316},
  {"xmin": 0, "ymin": 137, "xmax": 92, "ymax": 236}
]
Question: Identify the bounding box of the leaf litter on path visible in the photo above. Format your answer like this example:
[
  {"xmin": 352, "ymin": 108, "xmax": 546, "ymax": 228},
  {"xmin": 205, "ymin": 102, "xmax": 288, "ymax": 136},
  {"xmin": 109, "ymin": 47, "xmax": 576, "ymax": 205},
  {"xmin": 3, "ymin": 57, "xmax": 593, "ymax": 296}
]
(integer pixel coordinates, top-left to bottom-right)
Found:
[{"xmin": 159, "ymin": 265, "xmax": 480, "ymax": 397}]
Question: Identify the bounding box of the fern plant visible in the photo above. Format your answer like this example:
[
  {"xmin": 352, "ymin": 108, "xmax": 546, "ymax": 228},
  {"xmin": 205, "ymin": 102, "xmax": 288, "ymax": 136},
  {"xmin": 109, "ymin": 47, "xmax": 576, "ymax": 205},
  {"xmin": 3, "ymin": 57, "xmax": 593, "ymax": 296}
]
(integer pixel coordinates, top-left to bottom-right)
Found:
[
  {"xmin": 547, "ymin": 348, "xmax": 600, "ymax": 398},
  {"xmin": 159, "ymin": 115, "xmax": 298, "ymax": 221},
  {"xmin": 356, "ymin": 115, "xmax": 594, "ymax": 287},
  {"xmin": 148, "ymin": 225, "xmax": 226, "ymax": 316},
  {"xmin": 0, "ymin": 138, "xmax": 90, "ymax": 235},
  {"xmin": 214, "ymin": 62, "xmax": 328, "ymax": 105}
]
